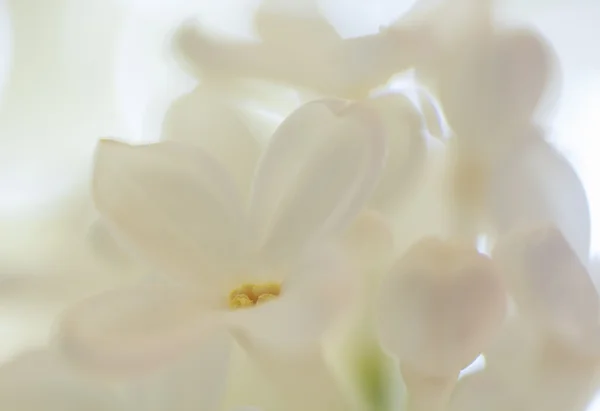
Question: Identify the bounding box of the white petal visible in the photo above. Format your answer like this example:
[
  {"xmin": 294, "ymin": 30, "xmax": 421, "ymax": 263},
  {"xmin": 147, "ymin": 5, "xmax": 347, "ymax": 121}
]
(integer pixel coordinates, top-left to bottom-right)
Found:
[
  {"xmin": 364, "ymin": 93, "xmax": 426, "ymax": 214},
  {"xmin": 248, "ymin": 100, "xmax": 386, "ymax": 265},
  {"xmin": 174, "ymin": 21, "xmax": 424, "ymax": 99},
  {"xmin": 161, "ymin": 87, "xmax": 262, "ymax": 201},
  {"xmin": 87, "ymin": 217, "xmax": 134, "ymax": 268},
  {"xmin": 492, "ymin": 224, "xmax": 599, "ymax": 352},
  {"xmin": 488, "ymin": 134, "xmax": 590, "ymax": 261},
  {"xmin": 391, "ymin": 139, "xmax": 450, "ymax": 254},
  {"xmin": 341, "ymin": 210, "xmax": 395, "ymax": 274},
  {"xmin": 0, "ymin": 350, "xmax": 125, "ymax": 411},
  {"xmin": 237, "ymin": 345, "xmax": 353, "ymax": 411},
  {"xmin": 93, "ymin": 139, "xmax": 243, "ymax": 285},
  {"xmin": 438, "ymin": 28, "xmax": 553, "ymax": 146},
  {"xmin": 377, "ymin": 238, "xmax": 507, "ymax": 377},
  {"xmin": 227, "ymin": 247, "xmax": 356, "ymax": 352},
  {"xmin": 461, "ymin": 322, "xmax": 598, "ymax": 411},
  {"xmin": 57, "ymin": 282, "xmax": 223, "ymax": 376},
  {"xmin": 254, "ymin": 0, "xmax": 339, "ymax": 48},
  {"xmin": 121, "ymin": 330, "xmax": 232, "ymax": 411}
]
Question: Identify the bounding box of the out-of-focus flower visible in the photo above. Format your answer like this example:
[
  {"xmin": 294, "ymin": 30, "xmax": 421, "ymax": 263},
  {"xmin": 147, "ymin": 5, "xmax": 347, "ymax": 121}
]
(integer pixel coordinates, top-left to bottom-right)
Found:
[
  {"xmin": 377, "ymin": 238, "xmax": 507, "ymax": 411},
  {"xmin": 448, "ymin": 224, "xmax": 600, "ymax": 411},
  {"xmin": 487, "ymin": 129, "xmax": 590, "ymax": 261},
  {"xmin": 435, "ymin": 23, "xmax": 561, "ymax": 243},
  {"xmin": 450, "ymin": 330, "xmax": 598, "ymax": 411},
  {"xmin": 56, "ymin": 98, "xmax": 385, "ymax": 376},
  {"xmin": 493, "ymin": 224, "xmax": 599, "ymax": 355},
  {"xmin": 174, "ymin": 0, "xmax": 429, "ymax": 100}
]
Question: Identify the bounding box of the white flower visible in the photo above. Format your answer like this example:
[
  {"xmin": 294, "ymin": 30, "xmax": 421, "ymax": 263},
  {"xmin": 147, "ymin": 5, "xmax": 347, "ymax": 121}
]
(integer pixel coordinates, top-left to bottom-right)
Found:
[
  {"xmin": 56, "ymin": 98, "xmax": 386, "ymax": 377},
  {"xmin": 447, "ymin": 227, "xmax": 600, "ymax": 411},
  {"xmin": 376, "ymin": 238, "xmax": 507, "ymax": 410},
  {"xmin": 449, "ymin": 319, "xmax": 598, "ymax": 411},
  {"xmin": 493, "ymin": 224, "xmax": 599, "ymax": 354},
  {"xmin": 378, "ymin": 238, "xmax": 507, "ymax": 377}
]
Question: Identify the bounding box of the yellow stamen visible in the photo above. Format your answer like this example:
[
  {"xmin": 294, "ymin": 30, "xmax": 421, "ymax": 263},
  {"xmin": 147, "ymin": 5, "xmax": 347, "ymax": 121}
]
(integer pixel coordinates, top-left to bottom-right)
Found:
[
  {"xmin": 230, "ymin": 294, "xmax": 254, "ymax": 309},
  {"xmin": 256, "ymin": 293, "xmax": 278, "ymax": 305},
  {"xmin": 229, "ymin": 282, "xmax": 281, "ymax": 310}
]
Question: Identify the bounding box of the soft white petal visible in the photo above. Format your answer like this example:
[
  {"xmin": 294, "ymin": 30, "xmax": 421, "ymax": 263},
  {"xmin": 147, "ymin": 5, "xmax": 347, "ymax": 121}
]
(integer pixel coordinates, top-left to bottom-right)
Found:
[
  {"xmin": 341, "ymin": 210, "xmax": 395, "ymax": 274},
  {"xmin": 175, "ymin": 20, "xmax": 426, "ymax": 99},
  {"xmin": 237, "ymin": 344, "xmax": 353, "ymax": 411},
  {"xmin": 93, "ymin": 139, "xmax": 243, "ymax": 285},
  {"xmin": 390, "ymin": 138, "xmax": 450, "ymax": 254},
  {"xmin": 488, "ymin": 134, "xmax": 591, "ymax": 261},
  {"xmin": 377, "ymin": 238, "xmax": 507, "ymax": 377},
  {"xmin": 459, "ymin": 320, "xmax": 598, "ymax": 411},
  {"xmin": 227, "ymin": 247, "xmax": 356, "ymax": 352},
  {"xmin": 121, "ymin": 330, "xmax": 232, "ymax": 411},
  {"xmin": 254, "ymin": 0, "xmax": 339, "ymax": 48},
  {"xmin": 438, "ymin": 28, "xmax": 553, "ymax": 148},
  {"xmin": 248, "ymin": 100, "xmax": 386, "ymax": 265},
  {"xmin": 397, "ymin": 0, "xmax": 494, "ymax": 90},
  {"xmin": 492, "ymin": 224, "xmax": 599, "ymax": 352},
  {"xmin": 364, "ymin": 93, "xmax": 426, "ymax": 214},
  {"xmin": 161, "ymin": 87, "xmax": 262, "ymax": 201},
  {"xmin": 57, "ymin": 282, "xmax": 223, "ymax": 376},
  {"xmin": 86, "ymin": 217, "xmax": 135, "ymax": 268},
  {"xmin": 0, "ymin": 350, "xmax": 125, "ymax": 411}
]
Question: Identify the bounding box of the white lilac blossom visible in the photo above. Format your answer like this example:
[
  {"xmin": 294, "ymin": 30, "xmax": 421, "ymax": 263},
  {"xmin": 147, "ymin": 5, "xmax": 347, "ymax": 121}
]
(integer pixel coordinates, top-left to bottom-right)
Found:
[
  {"xmin": 56, "ymin": 98, "xmax": 386, "ymax": 375},
  {"xmin": 447, "ymin": 226, "xmax": 600, "ymax": 411},
  {"xmin": 2, "ymin": 0, "xmax": 600, "ymax": 410},
  {"xmin": 376, "ymin": 238, "xmax": 507, "ymax": 411},
  {"xmin": 167, "ymin": 1, "xmax": 600, "ymax": 410},
  {"xmin": 493, "ymin": 225, "xmax": 599, "ymax": 355}
]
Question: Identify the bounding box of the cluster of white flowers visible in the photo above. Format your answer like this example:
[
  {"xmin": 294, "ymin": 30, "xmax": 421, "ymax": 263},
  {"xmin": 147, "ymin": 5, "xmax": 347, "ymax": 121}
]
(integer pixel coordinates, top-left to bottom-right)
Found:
[{"xmin": 1, "ymin": 0, "xmax": 599, "ymax": 411}]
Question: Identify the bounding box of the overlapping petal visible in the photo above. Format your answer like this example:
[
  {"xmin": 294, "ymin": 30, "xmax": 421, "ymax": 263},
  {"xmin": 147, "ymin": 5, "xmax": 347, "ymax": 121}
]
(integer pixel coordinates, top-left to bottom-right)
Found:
[
  {"xmin": 364, "ymin": 93, "xmax": 426, "ymax": 214},
  {"xmin": 248, "ymin": 99, "xmax": 386, "ymax": 264},
  {"xmin": 57, "ymin": 282, "xmax": 223, "ymax": 375},
  {"xmin": 493, "ymin": 224, "xmax": 599, "ymax": 352},
  {"xmin": 93, "ymin": 139, "xmax": 244, "ymax": 286},
  {"xmin": 438, "ymin": 28, "xmax": 554, "ymax": 153},
  {"xmin": 122, "ymin": 329, "xmax": 232, "ymax": 411},
  {"xmin": 488, "ymin": 134, "xmax": 591, "ymax": 261},
  {"xmin": 377, "ymin": 238, "xmax": 506, "ymax": 377},
  {"xmin": 161, "ymin": 87, "xmax": 261, "ymax": 200}
]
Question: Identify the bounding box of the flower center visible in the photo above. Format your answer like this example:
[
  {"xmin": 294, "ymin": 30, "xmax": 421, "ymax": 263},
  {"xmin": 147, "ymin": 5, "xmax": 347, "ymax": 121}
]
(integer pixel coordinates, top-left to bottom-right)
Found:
[{"xmin": 228, "ymin": 282, "xmax": 281, "ymax": 310}]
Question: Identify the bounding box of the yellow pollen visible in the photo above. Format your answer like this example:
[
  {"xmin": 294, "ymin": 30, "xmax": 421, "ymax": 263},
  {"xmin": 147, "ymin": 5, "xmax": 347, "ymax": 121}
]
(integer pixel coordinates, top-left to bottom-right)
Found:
[{"xmin": 229, "ymin": 282, "xmax": 281, "ymax": 309}]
